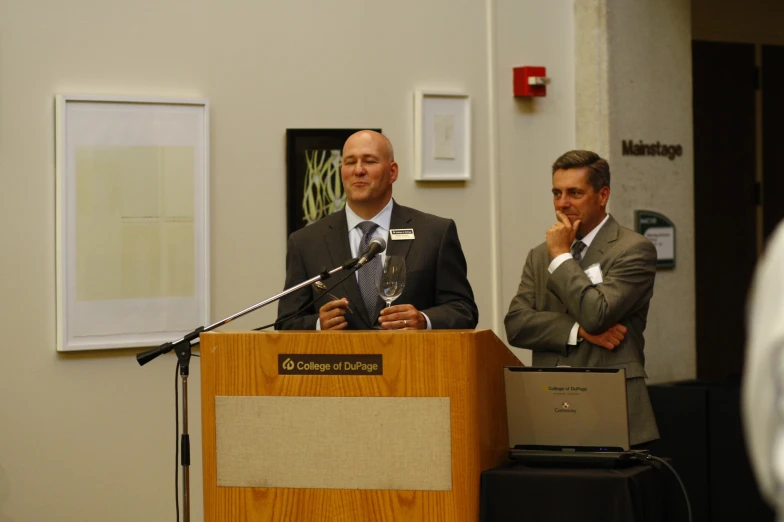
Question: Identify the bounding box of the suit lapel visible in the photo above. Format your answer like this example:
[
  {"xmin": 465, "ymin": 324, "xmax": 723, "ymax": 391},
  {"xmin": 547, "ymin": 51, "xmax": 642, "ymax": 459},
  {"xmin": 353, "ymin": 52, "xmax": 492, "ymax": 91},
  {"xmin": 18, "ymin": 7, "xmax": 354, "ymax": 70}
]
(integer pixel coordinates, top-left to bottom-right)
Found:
[
  {"xmin": 581, "ymin": 215, "xmax": 619, "ymax": 267},
  {"xmin": 325, "ymin": 210, "xmax": 352, "ymax": 267},
  {"xmin": 362, "ymin": 202, "xmax": 413, "ymax": 324},
  {"xmin": 385, "ymin": 202, "xmax": 414, "ymax": 260},
  {"xmin": 324, "ymin": 211, "xmax": 371, "ymax": 325}
]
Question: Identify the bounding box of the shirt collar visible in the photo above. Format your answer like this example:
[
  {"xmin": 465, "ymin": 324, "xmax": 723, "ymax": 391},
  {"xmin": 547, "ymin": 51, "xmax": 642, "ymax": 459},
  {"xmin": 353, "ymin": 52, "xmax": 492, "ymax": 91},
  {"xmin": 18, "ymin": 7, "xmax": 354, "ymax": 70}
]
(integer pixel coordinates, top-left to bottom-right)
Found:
[
  {"xmin": 345, "ymin": 198, "xmax": 394, "ymax": 233},
  {"xmin": 578, "ymin": 213, "xmax": 610, "ymax": 248}
]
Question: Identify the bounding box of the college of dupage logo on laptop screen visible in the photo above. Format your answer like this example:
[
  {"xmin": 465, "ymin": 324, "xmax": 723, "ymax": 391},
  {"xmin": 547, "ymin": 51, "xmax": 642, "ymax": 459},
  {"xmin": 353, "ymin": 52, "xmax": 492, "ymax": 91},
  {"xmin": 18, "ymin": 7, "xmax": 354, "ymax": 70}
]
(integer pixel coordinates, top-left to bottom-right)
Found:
[{"xmin": 504, "ymin": 367, "xmax": 632, "ymax": 464}]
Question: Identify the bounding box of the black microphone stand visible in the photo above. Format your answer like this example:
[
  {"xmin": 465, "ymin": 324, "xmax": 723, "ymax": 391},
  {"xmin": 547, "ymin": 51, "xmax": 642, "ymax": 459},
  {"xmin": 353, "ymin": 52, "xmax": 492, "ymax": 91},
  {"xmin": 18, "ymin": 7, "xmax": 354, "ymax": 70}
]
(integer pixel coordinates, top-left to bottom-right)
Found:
[{"xmin": 135, "ymin": 259, "xmax": 361, "ymax": 522}]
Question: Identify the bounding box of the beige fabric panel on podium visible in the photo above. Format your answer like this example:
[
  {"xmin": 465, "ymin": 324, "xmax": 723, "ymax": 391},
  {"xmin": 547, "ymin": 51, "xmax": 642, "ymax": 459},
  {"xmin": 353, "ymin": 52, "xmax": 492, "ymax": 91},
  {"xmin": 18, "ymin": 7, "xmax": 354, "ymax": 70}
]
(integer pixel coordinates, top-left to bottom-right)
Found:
[{"xmin": 215, "ymin": 396, "xmax": 452, "ymax": 490}]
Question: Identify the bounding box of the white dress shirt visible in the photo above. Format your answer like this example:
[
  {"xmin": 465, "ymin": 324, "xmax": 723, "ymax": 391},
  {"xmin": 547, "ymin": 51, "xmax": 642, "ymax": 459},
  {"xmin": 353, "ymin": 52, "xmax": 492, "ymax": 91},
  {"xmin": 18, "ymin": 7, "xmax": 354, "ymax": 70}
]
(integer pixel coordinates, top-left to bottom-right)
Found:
[{"xmin": 345, "ymin": 199, "xmax": 393, "ymax": 260}]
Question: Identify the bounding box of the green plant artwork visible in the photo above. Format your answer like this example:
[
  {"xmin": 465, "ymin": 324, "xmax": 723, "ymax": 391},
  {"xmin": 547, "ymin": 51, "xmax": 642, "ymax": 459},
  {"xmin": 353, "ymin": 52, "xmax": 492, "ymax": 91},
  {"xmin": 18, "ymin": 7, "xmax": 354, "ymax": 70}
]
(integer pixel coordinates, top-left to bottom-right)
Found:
[{"xmin": 302, "ymin": 149, "xmax": 346, "ymax": 226}]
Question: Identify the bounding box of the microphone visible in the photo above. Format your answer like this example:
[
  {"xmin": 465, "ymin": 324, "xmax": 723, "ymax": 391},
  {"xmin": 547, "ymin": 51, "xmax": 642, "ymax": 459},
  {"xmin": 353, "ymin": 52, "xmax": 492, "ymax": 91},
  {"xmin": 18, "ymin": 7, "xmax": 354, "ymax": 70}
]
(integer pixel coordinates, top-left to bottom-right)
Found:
[{"xmin": 356, "ymin": 237, "xmax": 387, "ymax": 267}]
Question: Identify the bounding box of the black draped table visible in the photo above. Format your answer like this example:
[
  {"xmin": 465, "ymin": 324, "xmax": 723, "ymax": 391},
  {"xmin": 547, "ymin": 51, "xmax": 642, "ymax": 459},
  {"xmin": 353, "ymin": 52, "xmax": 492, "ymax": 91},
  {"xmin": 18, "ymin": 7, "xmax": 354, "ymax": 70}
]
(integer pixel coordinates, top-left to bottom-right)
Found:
[{"xmin": 480, "ymin": 461, "xmax": 683, "ymax": 522}]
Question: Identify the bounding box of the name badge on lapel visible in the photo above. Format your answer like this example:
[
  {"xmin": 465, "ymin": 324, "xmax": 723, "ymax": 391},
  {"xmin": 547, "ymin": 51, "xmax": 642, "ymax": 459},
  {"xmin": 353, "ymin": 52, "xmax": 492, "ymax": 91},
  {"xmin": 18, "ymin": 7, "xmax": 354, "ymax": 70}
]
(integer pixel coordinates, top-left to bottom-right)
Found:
[{"xmin": 390, "ymin": 228, "xmax": 415, "ymax": 240}]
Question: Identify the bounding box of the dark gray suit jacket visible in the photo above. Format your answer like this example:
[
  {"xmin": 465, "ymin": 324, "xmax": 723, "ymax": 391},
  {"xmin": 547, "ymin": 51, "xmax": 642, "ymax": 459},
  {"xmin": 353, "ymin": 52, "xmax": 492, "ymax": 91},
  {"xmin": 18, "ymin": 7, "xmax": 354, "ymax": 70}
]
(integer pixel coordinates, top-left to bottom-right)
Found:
[
  {"xmin": 504, "ymin": 216, "xmax": 659, "ymax": 445},
  {"xmin": 277, "ymin": 202, "xmax": 478, "ymax": 330}
]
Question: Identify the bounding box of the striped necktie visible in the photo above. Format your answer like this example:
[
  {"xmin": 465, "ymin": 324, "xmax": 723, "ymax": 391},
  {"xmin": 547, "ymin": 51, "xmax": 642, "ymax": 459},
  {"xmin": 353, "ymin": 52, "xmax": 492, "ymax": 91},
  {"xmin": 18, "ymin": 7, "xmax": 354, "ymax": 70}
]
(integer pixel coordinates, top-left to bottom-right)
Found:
[
  {"xmin": 571, "ymin": 240, "xmax": 587, "ymax": 262},
  {"xmin": 356, "ymin": 221, "xmax": 382, "ymax": 325}
]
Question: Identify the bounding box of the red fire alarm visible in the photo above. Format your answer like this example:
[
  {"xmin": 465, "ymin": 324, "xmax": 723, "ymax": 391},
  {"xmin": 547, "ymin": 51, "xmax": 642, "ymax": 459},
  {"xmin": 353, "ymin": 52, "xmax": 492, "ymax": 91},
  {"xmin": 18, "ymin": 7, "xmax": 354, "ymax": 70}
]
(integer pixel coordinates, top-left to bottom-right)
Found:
[{"xmin": 513, "ymin": 66, "xmax": 549, "ymax": 97}]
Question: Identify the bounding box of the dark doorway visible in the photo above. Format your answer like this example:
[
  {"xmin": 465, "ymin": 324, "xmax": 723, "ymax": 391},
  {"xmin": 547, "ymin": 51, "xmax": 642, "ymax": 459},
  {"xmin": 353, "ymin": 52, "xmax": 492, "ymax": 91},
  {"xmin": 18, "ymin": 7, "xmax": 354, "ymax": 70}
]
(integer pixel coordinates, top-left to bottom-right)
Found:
[
  {"xmin": 692, "ymin": 41, "xmax": 757, "ymax": 381},
  {"xmin": 762, "ymin": 45, "xmax": 784, "ymax": 242}
]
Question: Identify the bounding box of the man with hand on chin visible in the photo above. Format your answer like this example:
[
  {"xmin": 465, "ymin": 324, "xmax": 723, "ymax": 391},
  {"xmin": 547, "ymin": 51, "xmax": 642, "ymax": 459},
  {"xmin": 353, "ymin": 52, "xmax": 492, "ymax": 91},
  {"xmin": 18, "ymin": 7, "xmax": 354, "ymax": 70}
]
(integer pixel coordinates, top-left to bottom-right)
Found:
[
  {"xmin": 504, "ymin": 150, "xmax": 659, "ymax": 446},
  {"xmin": 277, "ymin": 130, "xmax": 478, "ymax": 332}
]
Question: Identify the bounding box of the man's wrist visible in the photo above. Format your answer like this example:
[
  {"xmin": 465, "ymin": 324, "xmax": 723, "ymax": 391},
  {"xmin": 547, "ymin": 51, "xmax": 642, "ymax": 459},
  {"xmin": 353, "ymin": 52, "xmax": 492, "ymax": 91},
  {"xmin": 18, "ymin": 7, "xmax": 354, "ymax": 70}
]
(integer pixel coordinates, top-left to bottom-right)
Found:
[
  {"xmin": 548, "ymin": 253, "xmax": 573, "ymax": 274},
  {"xmin": 420, "ymin": 311, "xmax": 432, "ymax": 330},
  {"xmin": 568, "ymin": 322, "xmax": 580, "ymax": 345}
]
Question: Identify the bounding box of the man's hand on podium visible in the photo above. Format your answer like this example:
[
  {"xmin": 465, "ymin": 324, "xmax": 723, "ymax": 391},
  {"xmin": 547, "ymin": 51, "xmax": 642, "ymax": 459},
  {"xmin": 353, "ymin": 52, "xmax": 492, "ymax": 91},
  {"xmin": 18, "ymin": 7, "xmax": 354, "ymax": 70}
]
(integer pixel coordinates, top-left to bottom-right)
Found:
[{"xmin": 379, "ymin": 304, "xmax": 426, "ymax": 330}]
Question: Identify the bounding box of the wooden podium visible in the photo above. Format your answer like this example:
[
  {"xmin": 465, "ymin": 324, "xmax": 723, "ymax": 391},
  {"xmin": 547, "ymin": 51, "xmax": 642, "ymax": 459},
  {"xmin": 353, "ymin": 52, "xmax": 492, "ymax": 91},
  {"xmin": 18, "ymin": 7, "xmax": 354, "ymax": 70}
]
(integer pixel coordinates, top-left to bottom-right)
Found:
[{"xmin": 200, "ymin": 329, "xmax": 519, "ymax": 522}]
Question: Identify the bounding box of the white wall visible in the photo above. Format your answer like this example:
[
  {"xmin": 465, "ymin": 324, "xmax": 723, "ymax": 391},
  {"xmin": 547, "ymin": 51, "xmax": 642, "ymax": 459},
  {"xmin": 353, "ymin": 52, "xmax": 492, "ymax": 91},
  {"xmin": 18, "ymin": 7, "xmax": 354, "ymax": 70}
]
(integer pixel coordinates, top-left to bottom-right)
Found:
[
  {"xmin": 0, "ymin": 0, "xmax": 700, "ymax": 520},
  {"xmin": 494, "ymin": 0, "xmax": 577, "ymax": 365},
  {"xmin": 0, "ymin": 0, "xmax": 573, "ymax": 520}
]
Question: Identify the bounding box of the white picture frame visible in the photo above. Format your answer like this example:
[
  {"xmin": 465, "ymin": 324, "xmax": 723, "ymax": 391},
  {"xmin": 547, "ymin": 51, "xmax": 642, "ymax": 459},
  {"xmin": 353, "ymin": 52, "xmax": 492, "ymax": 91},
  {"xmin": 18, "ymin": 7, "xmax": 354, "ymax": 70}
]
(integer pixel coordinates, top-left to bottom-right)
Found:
[
  {"xmin": 413, "ymin": 90, "xmax": 471, "ymax": 181},
  {"xmin": 55, "ymin": 95, "xmax": 210, "ymax": 351}
]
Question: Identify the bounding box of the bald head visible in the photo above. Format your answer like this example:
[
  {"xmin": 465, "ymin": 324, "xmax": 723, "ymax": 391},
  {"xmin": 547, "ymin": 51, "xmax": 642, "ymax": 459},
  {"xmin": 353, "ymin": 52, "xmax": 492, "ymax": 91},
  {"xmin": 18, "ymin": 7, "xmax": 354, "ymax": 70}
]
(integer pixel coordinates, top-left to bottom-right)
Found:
[
  {"xmin": 343, "ymin": 130, "xmax": 395, "ymax": 162},
  {"xmin": 340, "ymin": 130, "xmax": 399, "ymax": 219}
]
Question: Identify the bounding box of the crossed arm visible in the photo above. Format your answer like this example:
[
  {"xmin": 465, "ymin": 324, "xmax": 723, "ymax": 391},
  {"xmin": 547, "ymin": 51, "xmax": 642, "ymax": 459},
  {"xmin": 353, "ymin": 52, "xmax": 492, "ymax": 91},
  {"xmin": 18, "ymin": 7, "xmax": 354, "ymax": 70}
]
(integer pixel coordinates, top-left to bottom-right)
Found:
[{"xmin": 504, "ymin": 241, "xmax": 656, "ymax": 354}]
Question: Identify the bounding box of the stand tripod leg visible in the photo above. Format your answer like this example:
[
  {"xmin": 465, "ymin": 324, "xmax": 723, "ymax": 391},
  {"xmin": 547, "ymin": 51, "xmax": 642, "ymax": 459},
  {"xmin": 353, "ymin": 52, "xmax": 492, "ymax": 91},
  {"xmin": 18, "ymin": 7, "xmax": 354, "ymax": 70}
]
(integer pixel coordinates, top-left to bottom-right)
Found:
[{"xmin": 181, "ymin": 371, "xmax": 190, "ymax": 522}]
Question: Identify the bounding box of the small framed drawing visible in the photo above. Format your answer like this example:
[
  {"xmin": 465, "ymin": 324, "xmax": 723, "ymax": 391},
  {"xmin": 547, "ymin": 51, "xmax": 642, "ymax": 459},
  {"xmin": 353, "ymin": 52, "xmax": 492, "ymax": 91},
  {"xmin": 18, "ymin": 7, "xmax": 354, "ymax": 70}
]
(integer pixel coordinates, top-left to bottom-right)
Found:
[
  {"xmin": 413, "ymin": 91, "xmax": 471, "ymax": 181},
  {"xmin": 55, "ymin": 95, "xmax": 210, "ymax": 351}
]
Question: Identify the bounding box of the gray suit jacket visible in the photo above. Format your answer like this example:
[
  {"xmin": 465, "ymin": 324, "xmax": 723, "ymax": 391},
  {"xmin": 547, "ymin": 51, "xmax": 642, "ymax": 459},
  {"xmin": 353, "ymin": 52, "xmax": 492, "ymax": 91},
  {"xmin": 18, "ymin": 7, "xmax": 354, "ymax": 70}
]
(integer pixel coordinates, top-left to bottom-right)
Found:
[
  {"xmin": 277, "ymin": 202, "xmax": 478, "ymax": 330},
  {"xmin": 504, "ymin": 216, "xmax": 659, "ymax": 444}
]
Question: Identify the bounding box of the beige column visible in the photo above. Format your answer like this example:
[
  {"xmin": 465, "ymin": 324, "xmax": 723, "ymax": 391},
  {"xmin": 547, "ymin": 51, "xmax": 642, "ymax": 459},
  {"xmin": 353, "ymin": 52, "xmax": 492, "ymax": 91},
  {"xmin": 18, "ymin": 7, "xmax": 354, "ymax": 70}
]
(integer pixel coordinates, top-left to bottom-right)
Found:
[{"xmin": 575, "ymin": 0, "xmax": 696, "ymax": 383}]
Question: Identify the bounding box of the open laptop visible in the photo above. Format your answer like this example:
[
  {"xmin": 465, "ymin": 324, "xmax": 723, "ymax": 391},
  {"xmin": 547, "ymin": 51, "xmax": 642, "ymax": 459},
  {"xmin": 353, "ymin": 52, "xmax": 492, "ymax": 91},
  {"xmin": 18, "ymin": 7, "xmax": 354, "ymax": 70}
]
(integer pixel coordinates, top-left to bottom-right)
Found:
[{"xmin": 504, "ymin": 366, "xmax": 644, "ymax": 467}]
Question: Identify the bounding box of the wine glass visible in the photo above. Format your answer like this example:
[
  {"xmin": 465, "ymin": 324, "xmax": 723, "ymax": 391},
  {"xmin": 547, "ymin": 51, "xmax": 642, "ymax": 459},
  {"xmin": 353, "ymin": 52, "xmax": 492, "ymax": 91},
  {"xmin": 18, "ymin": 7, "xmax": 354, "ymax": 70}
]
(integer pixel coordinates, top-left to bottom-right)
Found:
[{"xmin": 376, "ymin": 256, "xmax": 406, "ymax": 308}]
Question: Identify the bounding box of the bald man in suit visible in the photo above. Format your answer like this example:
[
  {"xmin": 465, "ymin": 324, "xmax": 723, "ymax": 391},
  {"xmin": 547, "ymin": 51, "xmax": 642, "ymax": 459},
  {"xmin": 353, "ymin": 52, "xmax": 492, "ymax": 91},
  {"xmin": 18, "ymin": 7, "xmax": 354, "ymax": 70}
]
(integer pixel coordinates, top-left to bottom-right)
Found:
[
  {"xmin": 504, "ymin": 150, "xmax": 659, "ymax": 446},
  {"xmin": 277, "ymin": 130, "xmax": 478, "ymax": 331}
]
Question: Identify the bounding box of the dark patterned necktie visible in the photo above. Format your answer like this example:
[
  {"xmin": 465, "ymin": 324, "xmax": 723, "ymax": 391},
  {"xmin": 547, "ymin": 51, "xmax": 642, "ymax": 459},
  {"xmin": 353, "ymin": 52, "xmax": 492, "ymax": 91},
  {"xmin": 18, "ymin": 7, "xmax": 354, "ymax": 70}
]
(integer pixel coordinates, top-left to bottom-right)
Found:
[
  {"xmin": 356, "ymin": 221, "xmax": 382, "ymax": 325},
  {"xmin": 571, "ymin": 240, "xmax": 587, "ymax": 262}
]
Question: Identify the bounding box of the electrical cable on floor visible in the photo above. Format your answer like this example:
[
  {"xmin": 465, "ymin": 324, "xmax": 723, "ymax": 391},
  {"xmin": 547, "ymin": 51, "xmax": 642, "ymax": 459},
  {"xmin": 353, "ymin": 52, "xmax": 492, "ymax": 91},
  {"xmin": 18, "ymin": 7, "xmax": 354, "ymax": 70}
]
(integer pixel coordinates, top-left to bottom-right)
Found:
[{"xmin": 631, "ymin": 453, "xmax": 692, "ymax": 522}]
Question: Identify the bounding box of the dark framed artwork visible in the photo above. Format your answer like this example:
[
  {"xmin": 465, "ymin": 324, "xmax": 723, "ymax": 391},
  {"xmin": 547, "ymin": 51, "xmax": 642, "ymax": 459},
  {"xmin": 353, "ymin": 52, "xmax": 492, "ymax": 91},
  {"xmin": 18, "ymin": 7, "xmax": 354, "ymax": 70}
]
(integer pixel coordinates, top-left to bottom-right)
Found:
[{"xmin": 285, "ymin": 128, "xmax": 381, "ymax": 237}]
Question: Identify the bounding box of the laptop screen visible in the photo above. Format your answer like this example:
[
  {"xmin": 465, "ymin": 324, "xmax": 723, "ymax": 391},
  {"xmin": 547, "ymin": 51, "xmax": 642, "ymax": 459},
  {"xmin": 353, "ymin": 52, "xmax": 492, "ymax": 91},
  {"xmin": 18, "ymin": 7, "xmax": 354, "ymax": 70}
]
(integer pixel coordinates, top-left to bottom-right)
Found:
[{"xmin": 504, "ymin": 367, "xmax": 630, "ymax": 452}]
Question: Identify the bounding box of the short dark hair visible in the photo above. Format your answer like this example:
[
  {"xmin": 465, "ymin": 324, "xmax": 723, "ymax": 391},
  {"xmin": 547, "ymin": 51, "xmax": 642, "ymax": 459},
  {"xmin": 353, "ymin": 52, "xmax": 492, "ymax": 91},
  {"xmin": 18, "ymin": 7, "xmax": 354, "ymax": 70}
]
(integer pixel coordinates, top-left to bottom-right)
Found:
[{"xmin": 552, "ymin": 150, "xmax": 610, "ymax": 191}]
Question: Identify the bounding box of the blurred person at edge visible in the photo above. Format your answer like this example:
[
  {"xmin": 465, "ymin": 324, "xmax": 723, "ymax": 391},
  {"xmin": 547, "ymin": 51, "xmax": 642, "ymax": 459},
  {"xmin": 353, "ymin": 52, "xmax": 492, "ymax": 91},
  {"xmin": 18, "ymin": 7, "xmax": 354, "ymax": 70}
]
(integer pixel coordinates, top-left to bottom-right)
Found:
[{"xmin": 743, "ymin": 219, "xmax": 784, "ymax": 519}]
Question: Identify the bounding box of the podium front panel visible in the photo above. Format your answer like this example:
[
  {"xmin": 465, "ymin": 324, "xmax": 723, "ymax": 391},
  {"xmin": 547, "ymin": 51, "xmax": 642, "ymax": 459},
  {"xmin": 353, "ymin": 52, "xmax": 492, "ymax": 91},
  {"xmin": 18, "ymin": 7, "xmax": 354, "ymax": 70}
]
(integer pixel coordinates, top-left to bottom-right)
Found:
[
  {"xmin": 200, "ymin": 329, "xmax": 519, "ymax": 522},
  {"xmin": 216, "ymin": 396, "xmax": 452, "ymax": 490}
]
